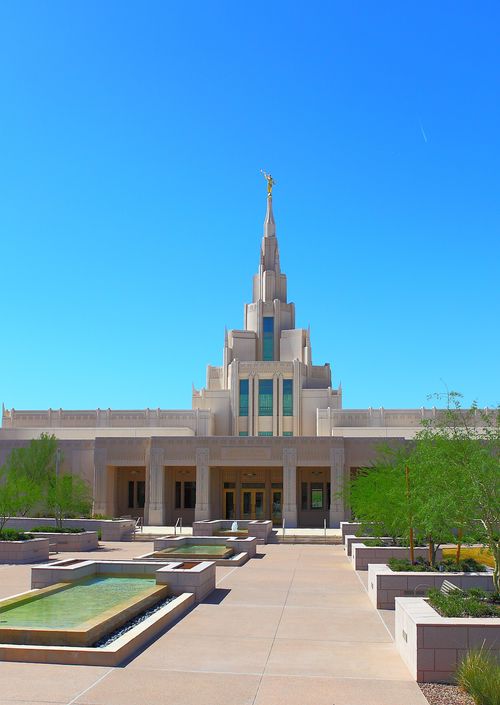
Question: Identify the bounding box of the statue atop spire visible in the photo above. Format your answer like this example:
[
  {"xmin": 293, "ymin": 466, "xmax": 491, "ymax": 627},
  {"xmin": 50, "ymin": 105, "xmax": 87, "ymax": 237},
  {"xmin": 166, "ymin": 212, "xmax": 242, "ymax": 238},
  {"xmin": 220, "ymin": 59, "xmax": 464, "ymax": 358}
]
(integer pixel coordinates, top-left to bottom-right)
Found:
[{"xmin": 260, "ymin": 170, "xmax": 276, "ymax": 197}]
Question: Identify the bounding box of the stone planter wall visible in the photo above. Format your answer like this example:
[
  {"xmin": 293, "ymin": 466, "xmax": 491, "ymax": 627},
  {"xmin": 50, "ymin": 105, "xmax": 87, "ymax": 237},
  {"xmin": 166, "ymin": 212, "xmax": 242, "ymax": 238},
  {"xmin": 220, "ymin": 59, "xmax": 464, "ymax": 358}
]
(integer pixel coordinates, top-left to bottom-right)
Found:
[
  {"xmin": 351, "ymin": 542, "xmax": 442, "ymax": 571},
  {"xmin": 5, "ymin": 517, "xmax": 135, "ymax": 541},
  {"xmin": 345, "ymin": 535, "xmax": 396, "ymax": 557},
  {"xmin": 395, "ymin": 596, "xmax": 500, "ymax": 683},
  {"xmin": 30, "ymin": 531, "xmax": 99, "ymax": 552},
  {"xmin": 369, "ymin": 563, "xmax": 495, "ymax": 609},
  {"xmin": 0, "ymin": 538, "xmax": 50, "ymax": 564},
  {"xmin": 340, "ymin": 522, "xmax": 364, "ymax": 543}
]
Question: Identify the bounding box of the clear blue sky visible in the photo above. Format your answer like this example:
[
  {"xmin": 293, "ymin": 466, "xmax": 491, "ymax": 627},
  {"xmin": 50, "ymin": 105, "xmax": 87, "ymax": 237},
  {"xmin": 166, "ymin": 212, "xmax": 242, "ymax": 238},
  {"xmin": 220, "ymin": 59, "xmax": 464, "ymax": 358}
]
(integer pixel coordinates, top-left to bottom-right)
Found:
[{"xmin": 1, "ymin": 2, "xmax": 498, "ymax": 412}]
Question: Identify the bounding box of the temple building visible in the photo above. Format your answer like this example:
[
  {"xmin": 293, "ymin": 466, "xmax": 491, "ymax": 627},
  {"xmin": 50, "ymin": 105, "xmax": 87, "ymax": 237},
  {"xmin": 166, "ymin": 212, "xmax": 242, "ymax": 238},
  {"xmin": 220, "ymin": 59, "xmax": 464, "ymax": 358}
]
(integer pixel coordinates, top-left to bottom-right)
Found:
[{"xmin": 0, "ymin": 182, "xmax": 440, "ymax": 527}]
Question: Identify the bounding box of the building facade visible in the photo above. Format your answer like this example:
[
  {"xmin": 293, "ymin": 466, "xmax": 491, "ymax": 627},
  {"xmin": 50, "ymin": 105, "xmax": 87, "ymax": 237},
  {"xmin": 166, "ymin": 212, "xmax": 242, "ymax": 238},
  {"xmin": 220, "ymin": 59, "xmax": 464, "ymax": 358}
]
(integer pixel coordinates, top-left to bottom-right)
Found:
[{"xmin": 0, "ymin": 191, "xmax": 441, "ymax": 527}]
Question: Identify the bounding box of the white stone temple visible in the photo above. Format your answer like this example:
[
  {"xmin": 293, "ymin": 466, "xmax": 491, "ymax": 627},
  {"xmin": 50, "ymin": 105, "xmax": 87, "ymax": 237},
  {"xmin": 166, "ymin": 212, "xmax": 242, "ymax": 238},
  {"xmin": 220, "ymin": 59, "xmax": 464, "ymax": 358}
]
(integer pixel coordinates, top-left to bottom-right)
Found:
[{"xmin": 0, "ymin": 183, "xmax": 444, "ymax": 527}]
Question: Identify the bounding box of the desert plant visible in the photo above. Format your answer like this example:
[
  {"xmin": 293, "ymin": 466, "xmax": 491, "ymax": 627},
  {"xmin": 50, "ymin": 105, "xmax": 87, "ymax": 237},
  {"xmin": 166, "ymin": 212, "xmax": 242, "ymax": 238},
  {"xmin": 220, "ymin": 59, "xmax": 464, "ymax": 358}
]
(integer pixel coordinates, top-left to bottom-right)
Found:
[{"xmin": 456, "ymin": 645, "xmax": 500, "ymax": 705}]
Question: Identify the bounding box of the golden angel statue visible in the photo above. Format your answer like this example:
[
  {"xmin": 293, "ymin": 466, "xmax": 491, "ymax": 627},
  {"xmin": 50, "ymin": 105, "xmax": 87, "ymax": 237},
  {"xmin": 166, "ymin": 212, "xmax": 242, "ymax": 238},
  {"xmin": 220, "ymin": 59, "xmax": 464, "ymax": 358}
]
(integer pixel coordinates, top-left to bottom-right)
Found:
[{"xmin": 260, "ymin": 170, "xmax": 276, "ymax": 196}]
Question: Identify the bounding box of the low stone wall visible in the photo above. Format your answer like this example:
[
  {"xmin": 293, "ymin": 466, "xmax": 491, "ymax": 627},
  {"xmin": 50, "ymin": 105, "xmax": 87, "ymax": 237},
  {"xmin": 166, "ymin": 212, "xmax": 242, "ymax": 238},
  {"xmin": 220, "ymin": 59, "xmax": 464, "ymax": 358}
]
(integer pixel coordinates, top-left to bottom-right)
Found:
[
  {"xmin": 154, "ymin": 535, "xmax": 258, "ymax": 558},
  {"xmin": 369, "ymin": 563, "xmax": 495, "ymax": 609},
  {"xmin": 395, "ymin": 596, "xmax": 500, "ymax": 682},
  {"xmin": 192, "ymin": 520, "xmax": 273, "ymax": 543},
  {"xmin": 345, "ymin": 535, "xmax": 395, "ymax": 557},
  {"xmin": 4, "ymin": 517, "xmax": 135, "ymax": 541},
  {"xmin": 0, "ymin": 538, "xmax": 50, "ymax": 564},
  {"xmin": 351, "ymin": 542, "xmax": 442, "ymax": 571},
  {"xmin": 30, "ymin": 531, "xmax": 99, "ymax": 552},
  {"xmin": 340, "ymin": 522, "xmax": 364, "ymax": 543}
]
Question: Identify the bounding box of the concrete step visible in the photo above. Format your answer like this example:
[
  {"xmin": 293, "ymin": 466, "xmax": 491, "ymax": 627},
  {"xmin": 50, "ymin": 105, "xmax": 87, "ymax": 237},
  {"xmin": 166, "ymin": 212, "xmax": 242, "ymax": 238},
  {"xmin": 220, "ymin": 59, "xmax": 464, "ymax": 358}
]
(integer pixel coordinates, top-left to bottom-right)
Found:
[{"xmin": 270, "ymin": 535, "xmax": 342, "ymax": 545}]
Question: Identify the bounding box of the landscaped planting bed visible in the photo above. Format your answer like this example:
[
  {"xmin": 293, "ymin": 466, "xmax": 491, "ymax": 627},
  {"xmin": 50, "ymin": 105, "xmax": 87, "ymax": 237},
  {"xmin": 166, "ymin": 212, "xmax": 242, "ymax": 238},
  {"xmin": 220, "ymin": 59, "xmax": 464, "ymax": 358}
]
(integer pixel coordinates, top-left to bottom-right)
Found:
[
  {"xmin": 0, "ymin": 537, "xmax": 50, "ymax": 564},
  {"xmin": 369, "ymin": 562, "xmax": 494, "ymax": 610},
  {"xmin": 395, "ymin": 595, "xmax": 500, "ymax": 683},
  {"xmin": 351, "ymin": 541, "xmax": 442, "ymax": 570}
]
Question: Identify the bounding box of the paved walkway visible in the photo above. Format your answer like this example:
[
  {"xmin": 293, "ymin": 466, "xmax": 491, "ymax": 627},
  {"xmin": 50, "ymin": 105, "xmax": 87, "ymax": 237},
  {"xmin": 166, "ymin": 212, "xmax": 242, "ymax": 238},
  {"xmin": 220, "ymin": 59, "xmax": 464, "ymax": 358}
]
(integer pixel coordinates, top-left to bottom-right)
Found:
[{"xmin": 0, "ymin": 544, "xmax": 427, "ymax": 705}]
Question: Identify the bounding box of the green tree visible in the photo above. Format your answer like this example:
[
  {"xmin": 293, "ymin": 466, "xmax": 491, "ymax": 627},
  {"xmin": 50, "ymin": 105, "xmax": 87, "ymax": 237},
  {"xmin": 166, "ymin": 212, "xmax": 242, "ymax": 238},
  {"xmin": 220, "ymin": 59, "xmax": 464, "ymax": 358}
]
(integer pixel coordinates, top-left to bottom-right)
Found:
[
  {"xmin": 0, "ymin": 433, "xmax": 58, "ymax": 530},
  {"xmin": 414, "ymin": 392, "xmax": 499, "ymax": 589},
  {"xmin": 46, "ymin": 472, "xmax": 93, "ymax": 528}
]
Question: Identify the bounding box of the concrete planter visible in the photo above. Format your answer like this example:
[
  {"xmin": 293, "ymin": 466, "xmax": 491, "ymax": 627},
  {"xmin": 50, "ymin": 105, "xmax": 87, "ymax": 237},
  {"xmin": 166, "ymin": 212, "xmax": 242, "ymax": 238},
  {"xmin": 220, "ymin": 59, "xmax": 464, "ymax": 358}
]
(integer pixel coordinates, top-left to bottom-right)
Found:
[
  {"xmin": 192, "ymin": 519, "xmax": 273, "ymax": 543},
  {"xmin": 30, "ymin": 531, "xmax": 99, "ymax": 552},
  {"xmin": 369, "ymin": 563, "xmax": 494, "ymax": 610},
  {"xmin": 345, "ymin": 535, "xmax": 396, "ymax": 557},
  {"xmin": 395, "ymin": 596, "xmax": 500, "ymax": 683},
  {"xmin": 0, "ymin": 538, "xmax": 50, "ymax": 564},
  {"xmin": 340, "ymin": 522, "xmax": 364, "ymax": 543},
  {"xmin": 5, "ymin": 517, "xmax": 135, "ymax": 541},
  {"xmin": 351, "ymin": 542, "xmax": 442, "ymax": 571}
]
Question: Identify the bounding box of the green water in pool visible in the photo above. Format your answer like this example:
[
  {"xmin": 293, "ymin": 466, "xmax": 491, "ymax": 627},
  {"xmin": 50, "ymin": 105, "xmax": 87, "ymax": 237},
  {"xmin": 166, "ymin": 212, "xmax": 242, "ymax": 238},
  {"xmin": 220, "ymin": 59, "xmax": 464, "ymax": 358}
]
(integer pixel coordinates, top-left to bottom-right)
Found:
[
  {"xmin": 161, "ymin": 544, "xmax": 231, "ymax": 556},
  {"xmin": 0, "ymin": 576, "xmax": 156, "ymax": 629}
]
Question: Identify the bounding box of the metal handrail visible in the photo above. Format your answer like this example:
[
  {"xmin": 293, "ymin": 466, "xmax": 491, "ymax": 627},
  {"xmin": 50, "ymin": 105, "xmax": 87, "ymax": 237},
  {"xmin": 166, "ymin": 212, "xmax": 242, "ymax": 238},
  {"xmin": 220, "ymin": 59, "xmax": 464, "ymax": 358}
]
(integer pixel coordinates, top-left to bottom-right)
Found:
[
  {"xmin": 282, "ymin": 518, "xmax": 286, "ymax": 539},
  {"xmin": 324, "ymin": 518, "xmax": 327, "ymax": 541},
  {"xmin": 133, "ymin": 516, "xmax": 143, "ymax": 540},
  {"xmin": 174, "ymin": 517, "xmax": 183, "ymax": 536}
]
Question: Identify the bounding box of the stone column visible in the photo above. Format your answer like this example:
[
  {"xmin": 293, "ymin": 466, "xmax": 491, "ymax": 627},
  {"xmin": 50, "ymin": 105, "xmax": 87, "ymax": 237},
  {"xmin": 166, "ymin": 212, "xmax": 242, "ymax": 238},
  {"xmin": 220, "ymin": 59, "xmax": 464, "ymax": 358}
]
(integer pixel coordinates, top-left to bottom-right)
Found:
[
  {"xmin": 329, "ymin": 446, "xmax": 345, "ymax": 528},
  {"xmin": 146, "ymin": 446, "xmax": 165, "ymax": 525},
  {"xmin": 283, "ymin": 447, "xmax": 298, "ymax": 527},
  {"xmin": 93, "ymin": 447, "xmax": 108, "ymax": 516},
  {"xmin": 195, "ymin": 448, "xmax": 211, "ymax": 521}
]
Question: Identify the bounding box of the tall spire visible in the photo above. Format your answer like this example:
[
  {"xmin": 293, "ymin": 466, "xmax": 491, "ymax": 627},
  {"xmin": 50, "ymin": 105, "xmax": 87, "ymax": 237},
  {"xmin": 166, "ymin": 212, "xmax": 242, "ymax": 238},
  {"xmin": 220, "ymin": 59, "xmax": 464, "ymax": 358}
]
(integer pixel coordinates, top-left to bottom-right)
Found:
[{"xmin": 263, "ymin": 194, "xmax": 276, "ymax": 238}]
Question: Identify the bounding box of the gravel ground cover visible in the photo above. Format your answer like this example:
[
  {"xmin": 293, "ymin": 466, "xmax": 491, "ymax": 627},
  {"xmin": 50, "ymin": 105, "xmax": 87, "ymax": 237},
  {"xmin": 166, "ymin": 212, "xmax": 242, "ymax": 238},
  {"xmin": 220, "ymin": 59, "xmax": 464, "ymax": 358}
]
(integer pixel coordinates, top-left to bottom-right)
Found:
[{"xmin": 419, "ymin": 683, "xmax": 475, "ymax": 705}]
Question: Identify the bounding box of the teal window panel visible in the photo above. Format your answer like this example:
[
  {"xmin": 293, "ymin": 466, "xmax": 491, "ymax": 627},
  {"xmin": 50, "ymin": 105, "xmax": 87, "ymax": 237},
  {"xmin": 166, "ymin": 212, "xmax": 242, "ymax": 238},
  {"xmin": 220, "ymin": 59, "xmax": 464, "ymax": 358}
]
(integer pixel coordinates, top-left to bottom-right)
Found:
[
  {"xmin": 259, "ymin": 431, "xmax": 273, "ymax": 436},
  {"xmin": 239, "ymin": 379, "xmax": 249, "ymax": 417},
  {"xmin": 263, "ymin": 317, "xmax": 274, "ymax": 360},
  {"xmin": 283, "ymin": 379, "xmax": 293, "ymax": 416},
  {"xmin": 239, "ymin": 431, "xmax": 248, "ymax": 436},
  {"xmin": 283, "ymin": 431, "xmax": 293, "ymax": 436},
  {"xmin": 258, "ymin": 379, "xmax": 273, "ymax": 416}
]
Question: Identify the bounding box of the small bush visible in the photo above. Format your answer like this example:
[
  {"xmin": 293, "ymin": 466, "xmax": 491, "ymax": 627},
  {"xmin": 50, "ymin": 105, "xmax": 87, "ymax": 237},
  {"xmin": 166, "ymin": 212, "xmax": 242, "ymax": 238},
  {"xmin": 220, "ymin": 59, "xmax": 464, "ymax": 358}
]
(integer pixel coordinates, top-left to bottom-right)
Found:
[
  {"xmin": 428, "ymin": 588, "xmax": 500, "ymax": 618},
  {"xmin": 456, "ymin": 645, "xmax": 500, "ymax": 705},
  {"xmin": 0, "ymin": 529, "xmax": 34, "ymax": 541},
  {"xmin": 29, "ymin": 526, "xmax": 85, "ymax": 534},
  {"xmin": 363, "ymin": 538, "xmax": 385, "ymax": 547}
]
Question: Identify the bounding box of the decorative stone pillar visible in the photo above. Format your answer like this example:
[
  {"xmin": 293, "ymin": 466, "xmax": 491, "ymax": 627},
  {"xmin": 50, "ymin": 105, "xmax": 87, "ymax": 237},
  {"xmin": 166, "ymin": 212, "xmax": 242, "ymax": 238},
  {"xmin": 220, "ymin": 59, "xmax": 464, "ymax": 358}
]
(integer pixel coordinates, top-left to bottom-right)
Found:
[
  {"xmin": 329, "ymin": 446, "xmax": 345, "ymax": 528},
  {"xmin": 195, "ymin": 448, "xmax": 211, "ymax": 521},
  {"xmin": 283, "ymin": 447, "xmax": 298, "ymax": 527},
  {"xmin": 93, "ymin": 447, "xmax": 108, "ymax": 516},
  {"xmin": 147, "ymin": 446, "xmax": 165, "ymax": 525}
]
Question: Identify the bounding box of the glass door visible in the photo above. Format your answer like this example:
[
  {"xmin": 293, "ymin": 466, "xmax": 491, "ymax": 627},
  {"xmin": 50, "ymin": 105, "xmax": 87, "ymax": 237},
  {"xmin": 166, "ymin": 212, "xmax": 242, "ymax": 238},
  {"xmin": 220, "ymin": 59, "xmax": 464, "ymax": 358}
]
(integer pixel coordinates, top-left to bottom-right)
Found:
[
  {"xmin": 271, "ymin": 489, "xmax": 282, "ymax": 525},
  {"xmin": 241, "ymin": 489, "xmax": 266, "ymax": 519},
  {"xmin": 224, "ymin": 489, "xmax": 235, "ymax": 520}
]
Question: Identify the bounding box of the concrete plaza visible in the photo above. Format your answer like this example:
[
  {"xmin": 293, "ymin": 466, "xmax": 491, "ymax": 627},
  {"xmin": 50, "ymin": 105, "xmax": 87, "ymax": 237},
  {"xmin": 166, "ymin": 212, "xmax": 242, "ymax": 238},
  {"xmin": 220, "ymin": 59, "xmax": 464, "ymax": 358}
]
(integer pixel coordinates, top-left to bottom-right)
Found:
[{"xmin": 0, "ymin": 542, "xmax": 428, "ymax": 705}]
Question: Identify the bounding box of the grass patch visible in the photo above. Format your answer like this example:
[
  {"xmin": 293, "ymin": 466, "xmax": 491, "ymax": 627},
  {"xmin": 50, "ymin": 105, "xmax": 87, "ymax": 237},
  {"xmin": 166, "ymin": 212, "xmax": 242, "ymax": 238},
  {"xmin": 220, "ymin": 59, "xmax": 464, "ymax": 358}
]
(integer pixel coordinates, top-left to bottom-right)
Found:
[
  {"xmin": 456, "ymin": 645, "xmax": 500, "ymax": 705},
  {"xmin": 428, "ymin": 588, "xmax": 500, "ymax": 618}
]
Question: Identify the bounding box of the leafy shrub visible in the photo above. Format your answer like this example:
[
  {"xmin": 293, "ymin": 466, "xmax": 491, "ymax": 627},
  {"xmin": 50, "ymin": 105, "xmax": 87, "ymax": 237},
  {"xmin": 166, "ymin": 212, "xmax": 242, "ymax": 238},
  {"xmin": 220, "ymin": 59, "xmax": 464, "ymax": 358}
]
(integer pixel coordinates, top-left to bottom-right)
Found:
[
  {"xmin": 456, "ymin": 645, "xmax": 500, "ymax": 705},
  {"xmin": 29, "ymin": 526, "xmax": 85, "ymax": 533},
  {"xmin": 389, "ymin": 556, "xmax": 488, "ymax": 573},
  {"xmin": 363, "ymin": 538, "xmax": 385, "ymax": 547},
  {"xmin": 0, "ymin": 529, "xmax": 34, "ymax": 541},
  {"xmin": 428, "ymin": 588, "xmax": 500, "ymax": 618}
]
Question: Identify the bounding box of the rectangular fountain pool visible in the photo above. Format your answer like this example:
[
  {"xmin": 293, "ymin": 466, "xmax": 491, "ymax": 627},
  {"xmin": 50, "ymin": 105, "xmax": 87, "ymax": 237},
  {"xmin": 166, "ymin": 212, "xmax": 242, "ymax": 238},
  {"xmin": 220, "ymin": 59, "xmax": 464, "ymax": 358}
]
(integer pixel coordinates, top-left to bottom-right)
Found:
[
  {"xmin": 0, "ymin": 575, "xmax": 168, "ymax": 646},
  {"xmin": 152, "ymin": 544, "xmax": 234, "ymax": 560}
]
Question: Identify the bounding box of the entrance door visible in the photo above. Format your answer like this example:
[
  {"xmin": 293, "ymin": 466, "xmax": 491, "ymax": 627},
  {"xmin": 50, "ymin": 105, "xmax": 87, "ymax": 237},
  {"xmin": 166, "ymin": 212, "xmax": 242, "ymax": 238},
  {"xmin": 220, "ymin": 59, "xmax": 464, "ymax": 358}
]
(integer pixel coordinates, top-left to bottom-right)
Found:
[
  {"xmin": 271, "ymin": 489, "xmax": 282, "ymax": 525},
  {"xmin": 241, "ymin": 489, "xmax": 266, "ymax": 520},
  {"xmin": 224, "ymin": 489, "xmax": 236, "ymax": 520}
]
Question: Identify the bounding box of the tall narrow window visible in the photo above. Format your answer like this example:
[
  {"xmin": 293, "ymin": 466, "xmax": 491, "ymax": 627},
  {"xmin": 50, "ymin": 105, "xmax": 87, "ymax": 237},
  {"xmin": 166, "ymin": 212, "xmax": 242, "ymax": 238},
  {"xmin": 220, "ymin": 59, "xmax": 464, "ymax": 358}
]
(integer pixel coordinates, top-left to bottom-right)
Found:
[
  {"xmin": 283, "ymin": 379, "xmax": 293, "ymax": 416},
  {"xmin": 239, "ymin": 379, "xmax": 249, "ymax": 416},
  {"xmin": 258, "ymin": 379, "xmax": 273, "ymax": 416},
  {"xmin": 128, "ymin": 481, "xmax": 135, "ymax": 509},
  {"xmin": 263, "ymin": 317, "xmax": 274, "ymax": 360},
  {"xmin": 137, "ymin": 481, "xmax": 145, "ymax": 509}
]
